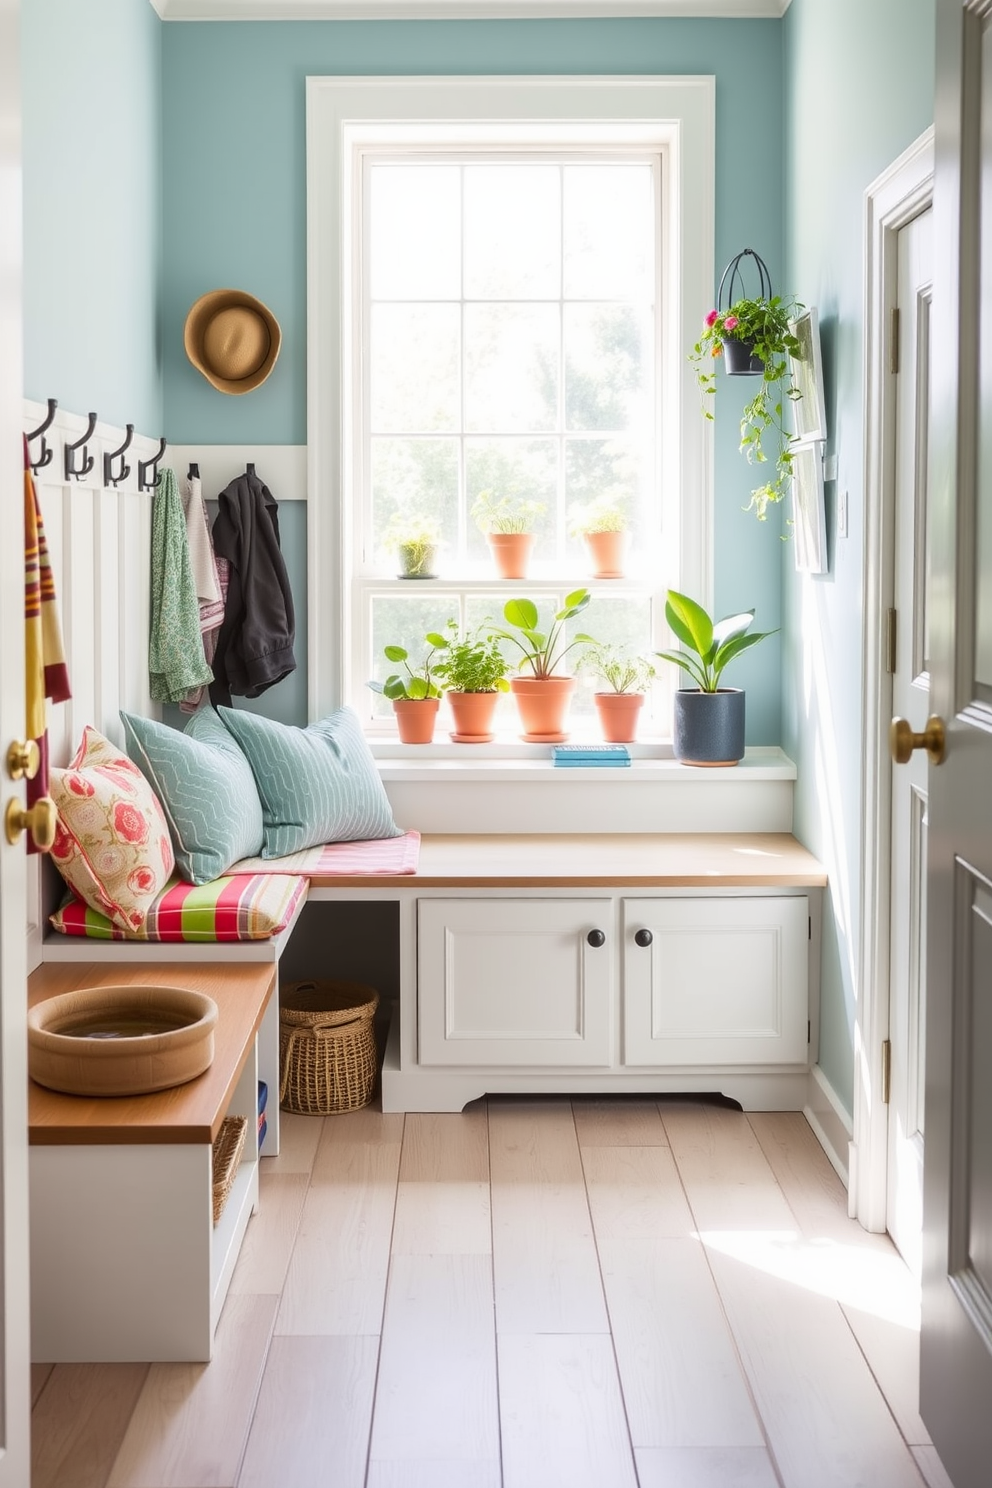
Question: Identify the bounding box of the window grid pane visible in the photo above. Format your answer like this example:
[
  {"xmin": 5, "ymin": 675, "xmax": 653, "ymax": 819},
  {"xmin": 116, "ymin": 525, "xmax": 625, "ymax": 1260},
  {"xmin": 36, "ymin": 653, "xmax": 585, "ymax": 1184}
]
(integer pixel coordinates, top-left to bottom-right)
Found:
[{"xmin": 358, "ymin": 150, "xmax": 662, "ymax": 730}]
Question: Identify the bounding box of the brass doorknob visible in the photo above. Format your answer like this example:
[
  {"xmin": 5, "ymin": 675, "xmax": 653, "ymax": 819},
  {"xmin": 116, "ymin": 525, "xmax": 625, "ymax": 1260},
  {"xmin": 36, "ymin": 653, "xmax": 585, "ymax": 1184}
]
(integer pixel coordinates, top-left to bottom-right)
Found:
[
  {"xmin": 5, "ymin": 796, "xmax": 57, "ymax": 851},
  {"xmin": 6, "ymin": 739, "xmax": 40, "ymax": 781},
  {"xmin": 890, "ymin": 715, "xmax": 946, "ymax": 766}
]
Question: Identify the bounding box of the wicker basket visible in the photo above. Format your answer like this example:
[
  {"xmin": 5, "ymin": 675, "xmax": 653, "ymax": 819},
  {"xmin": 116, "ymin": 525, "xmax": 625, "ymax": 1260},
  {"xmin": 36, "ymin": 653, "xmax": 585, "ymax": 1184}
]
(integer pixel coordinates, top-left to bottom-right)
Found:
[
  {"xmin": 212, "ymin": 1114, "xmax": 248, "ymax": 1224},
  {"xmin": 279, "ymin": 979, "xmax": 379, "ymax": 1115}
]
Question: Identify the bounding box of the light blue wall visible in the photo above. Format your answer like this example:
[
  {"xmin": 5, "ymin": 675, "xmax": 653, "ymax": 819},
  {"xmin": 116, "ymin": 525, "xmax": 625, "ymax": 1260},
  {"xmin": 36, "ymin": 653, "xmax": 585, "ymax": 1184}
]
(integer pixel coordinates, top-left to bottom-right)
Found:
[
  {"xmin": 782, "ymin": 0, "xmax": 935, "ymax": 1112},
  {"xmin": 21, "ymin": 0, "xmax": 162, "ymax": 433},
  {"xmin": 161, "ymin": 18, "xmax": 788, "ymax": 740}
]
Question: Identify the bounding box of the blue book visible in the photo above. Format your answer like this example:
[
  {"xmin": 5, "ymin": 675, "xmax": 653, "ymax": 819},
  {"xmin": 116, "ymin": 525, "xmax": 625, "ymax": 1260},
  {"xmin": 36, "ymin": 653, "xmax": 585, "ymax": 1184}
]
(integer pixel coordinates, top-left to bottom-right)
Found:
[
  {"xmin": 551, "ymin": 744, "xmax": 630, "ymax": 761},
  {"xmin": 553, "ymin": 757, "xmax": 631, "ymax": 767}
]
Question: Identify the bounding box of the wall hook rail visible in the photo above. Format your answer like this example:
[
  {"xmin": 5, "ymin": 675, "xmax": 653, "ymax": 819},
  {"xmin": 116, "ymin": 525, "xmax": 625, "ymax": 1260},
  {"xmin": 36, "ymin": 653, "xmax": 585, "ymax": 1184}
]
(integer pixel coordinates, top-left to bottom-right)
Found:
[
  {"xmin": 27, "ymin": 398, "xmax": 58, "ymax": 474},
  {"xmin": 138, "ymin": 437, "xmax": 167, "ymax": 492},
  {"xmin": 64, "ymin": 411, "xmax": 97, "ymax": 482},
  {"xmin": 103, "ymin": 424, "xmax": 134, "ymax": 488}
]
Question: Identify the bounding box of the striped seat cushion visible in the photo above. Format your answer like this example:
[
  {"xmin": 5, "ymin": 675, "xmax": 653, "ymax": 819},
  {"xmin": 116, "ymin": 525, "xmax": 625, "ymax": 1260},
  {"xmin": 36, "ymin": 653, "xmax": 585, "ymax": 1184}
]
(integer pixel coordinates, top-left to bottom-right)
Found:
[{"xmin": 50, "ymin": 872, "xmax": 307, "ymax": 942}]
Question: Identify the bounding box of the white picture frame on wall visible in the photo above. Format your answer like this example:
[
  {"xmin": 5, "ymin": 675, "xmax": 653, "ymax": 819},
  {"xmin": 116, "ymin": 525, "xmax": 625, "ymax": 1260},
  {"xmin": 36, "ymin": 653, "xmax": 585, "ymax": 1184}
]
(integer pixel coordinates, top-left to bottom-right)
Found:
[
  {"xmin": 792, "ymin": 442, "xmax": 827, "ymax": 574},
  {"xmin": 789, "ymin": 306, "xmax": 827, "ymax": 443}
]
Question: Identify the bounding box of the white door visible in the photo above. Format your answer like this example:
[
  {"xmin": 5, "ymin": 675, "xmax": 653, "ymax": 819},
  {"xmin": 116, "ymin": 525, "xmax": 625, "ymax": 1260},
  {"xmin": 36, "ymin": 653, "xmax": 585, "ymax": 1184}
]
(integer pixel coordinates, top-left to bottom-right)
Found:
[
  {"xmin": 0, "ymin": 0, "xmax": 33, "ymax": 1481},
  {"xmin": 918, "ymin": 1, "xmax": 992, "ymax": 1480},
  {"xmin": 886, "ymin": 206, "xmax": 933, "ymax": 1277}
]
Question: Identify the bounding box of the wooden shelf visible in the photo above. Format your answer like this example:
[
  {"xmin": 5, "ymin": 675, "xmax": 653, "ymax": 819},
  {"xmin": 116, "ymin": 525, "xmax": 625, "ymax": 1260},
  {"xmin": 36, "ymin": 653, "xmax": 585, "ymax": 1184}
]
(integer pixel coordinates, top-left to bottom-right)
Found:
[
  {"xmin": 27, "ymin": 962, "xmax": 275, "ymax": 1145},
  {"xmin": 310, "ymin": 832, "xmax": 828, "ymax": 892}
]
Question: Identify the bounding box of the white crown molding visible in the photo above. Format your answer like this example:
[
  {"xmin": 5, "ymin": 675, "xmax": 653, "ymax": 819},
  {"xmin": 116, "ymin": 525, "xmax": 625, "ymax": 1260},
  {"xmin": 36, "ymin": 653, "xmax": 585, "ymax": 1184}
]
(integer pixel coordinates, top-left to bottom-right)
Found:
[{"xmin": 151, "ymin": 0, "xmax": 791, "ymax": 21}]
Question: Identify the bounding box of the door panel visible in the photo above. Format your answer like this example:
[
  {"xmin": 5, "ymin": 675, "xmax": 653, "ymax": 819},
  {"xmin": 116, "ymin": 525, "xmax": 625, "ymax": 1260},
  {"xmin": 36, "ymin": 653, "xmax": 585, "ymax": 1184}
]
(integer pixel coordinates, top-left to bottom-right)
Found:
[
  {"xmin": 622, "ymin": 896, "xmax": 808, "ymax": 1067},
  {"xmin": 920, "ymin": 1, "xmax": 992, "ymax": 1479},
  {"xmin": 417, "ymin": 898, "xmax": 614, "ymax": 1066},
  {"xmin": 887, "ymin": 204, "xmax": 933, "ymax": 1275},
  {"xmin": 0, "ymin": 0, "xmax": 32, "ymax": 1480}
]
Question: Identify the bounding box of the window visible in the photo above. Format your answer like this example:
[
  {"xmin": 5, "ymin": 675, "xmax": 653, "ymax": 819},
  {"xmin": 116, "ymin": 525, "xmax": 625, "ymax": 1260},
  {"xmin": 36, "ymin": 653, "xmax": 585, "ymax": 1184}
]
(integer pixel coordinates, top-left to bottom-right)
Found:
[{"xmin": 307, "ymin": 76, "xmax": 715, "ymax": 738}]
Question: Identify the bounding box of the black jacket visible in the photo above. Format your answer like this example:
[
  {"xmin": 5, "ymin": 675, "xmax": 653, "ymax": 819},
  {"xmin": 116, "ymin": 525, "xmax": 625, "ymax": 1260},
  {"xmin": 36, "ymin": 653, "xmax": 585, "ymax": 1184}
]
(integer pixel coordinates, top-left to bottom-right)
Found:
[{"xmin": 209, "ymin": 469, "xmax": 296, "ymax": 703}]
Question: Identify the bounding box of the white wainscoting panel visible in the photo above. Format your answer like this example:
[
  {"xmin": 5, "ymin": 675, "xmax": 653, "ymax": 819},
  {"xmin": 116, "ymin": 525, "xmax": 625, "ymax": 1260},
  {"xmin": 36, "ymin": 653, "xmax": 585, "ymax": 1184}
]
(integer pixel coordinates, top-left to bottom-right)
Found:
[{"xmin": 24, "ymin": 403, "xmax": 160, "ymax": 968}]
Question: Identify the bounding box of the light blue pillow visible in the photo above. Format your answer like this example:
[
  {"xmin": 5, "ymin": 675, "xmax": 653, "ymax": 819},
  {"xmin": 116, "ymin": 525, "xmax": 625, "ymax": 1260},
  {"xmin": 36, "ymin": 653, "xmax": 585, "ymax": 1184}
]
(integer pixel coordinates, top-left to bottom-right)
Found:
[
  {"xmin": 217, "ymin": 704, "xmax": 402, "ymax": 858},
  {"xmin": 120, "ymin": 707, "xmax": 265, "ymax": 884}
]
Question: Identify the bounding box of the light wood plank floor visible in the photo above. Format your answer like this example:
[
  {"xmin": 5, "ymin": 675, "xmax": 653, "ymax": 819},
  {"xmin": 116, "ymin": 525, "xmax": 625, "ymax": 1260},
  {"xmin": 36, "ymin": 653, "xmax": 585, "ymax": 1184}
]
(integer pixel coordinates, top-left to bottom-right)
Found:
[{"xmin": 32, "ymin": 1097, "xmax": 957, "ymax": 1488}]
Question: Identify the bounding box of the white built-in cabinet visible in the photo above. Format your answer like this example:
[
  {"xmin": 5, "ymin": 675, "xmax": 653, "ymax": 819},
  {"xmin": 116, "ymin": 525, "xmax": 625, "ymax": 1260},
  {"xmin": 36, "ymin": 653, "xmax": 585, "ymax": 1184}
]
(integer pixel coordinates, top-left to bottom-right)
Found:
[{"xmin": 411, "ymin": 886, "xmax": 811, "ymax": 1110}]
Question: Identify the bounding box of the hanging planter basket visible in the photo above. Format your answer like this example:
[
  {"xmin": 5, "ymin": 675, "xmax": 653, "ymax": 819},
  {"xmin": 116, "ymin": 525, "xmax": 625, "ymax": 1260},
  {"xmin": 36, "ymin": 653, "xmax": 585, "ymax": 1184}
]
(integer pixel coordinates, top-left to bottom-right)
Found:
[{"xmin": 716, "ymin": 248, "xmax": 774, "ymax": 377}]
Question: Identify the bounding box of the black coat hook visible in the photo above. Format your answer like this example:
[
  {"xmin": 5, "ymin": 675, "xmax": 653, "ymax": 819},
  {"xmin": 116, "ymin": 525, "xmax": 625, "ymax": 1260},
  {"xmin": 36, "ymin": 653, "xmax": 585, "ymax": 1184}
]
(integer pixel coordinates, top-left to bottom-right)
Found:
[
  {"xmin": 103, "ymin": 424, "xmax": 134, "ymax": 488},
  {"xmin": 27, "ymin": 398, "xmax": 57, "ymax": 474},
  {"xmin": 138, "ymin": 437, "xmax": 167, "ymax": 492},
  {"xmin": 245, "ymin": 462, "xmax": 256, "ymax": 477},
  {"xmin": 188, "ymin": 462, "xmax": 199, "ymax": 479},
  {"xmin": 64, "ymin": 412, "xmax": 97, "ymax": 482}
]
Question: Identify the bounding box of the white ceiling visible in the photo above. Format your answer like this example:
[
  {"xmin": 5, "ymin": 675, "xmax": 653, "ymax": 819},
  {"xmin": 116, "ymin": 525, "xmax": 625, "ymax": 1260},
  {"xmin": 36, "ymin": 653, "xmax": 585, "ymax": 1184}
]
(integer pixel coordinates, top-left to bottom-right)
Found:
[{"xmin": 150, "ymin": 0, "xmax": 791, "ymax": 20}]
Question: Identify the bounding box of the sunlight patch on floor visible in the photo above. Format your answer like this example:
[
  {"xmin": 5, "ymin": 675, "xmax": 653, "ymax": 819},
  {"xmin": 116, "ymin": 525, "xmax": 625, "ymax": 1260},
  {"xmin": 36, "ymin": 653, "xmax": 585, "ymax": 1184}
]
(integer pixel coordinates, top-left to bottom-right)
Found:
[{"xmin": 696, "ymin": 1229, "xmax": 921, "ymax": 1328}]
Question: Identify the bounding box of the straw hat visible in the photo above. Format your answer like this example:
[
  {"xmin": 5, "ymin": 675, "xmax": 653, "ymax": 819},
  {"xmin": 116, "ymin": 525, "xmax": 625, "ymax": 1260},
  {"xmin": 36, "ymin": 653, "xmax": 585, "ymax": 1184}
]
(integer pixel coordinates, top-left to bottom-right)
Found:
[{"xmin": 183, "ymin": 288, "xmax": 282, "ymax": 395}]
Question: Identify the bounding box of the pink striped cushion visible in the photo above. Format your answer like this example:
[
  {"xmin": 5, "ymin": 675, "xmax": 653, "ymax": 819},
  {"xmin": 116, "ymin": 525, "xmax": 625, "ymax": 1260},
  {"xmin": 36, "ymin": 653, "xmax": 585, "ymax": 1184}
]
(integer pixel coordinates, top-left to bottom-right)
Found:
[{"xmin": 50, "ymin": 872, "xmax": 307, "ymax": 942}]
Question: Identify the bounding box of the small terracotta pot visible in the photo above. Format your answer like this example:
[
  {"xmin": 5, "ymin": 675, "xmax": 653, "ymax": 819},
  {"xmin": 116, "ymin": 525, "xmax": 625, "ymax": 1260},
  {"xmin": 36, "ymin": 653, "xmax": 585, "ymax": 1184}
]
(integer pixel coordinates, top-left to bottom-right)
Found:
[
  {"xmin": 582, "ymin": 529, "xmax": 628, "ymax": 579},
  {"xmin": 510, "ymin": 675, "xmax": 575, "ymax": 742},
  {"xmin": 594, "ymin": 691, "xmax": 644, "ymax": 744},
  {"xmin": 447, "ymin": 690, "xmax": 501, "ymax": 743},
  {"xmin": 487, "ymin": 532, "xmax": 534, "ymax": 579},
  {"xmin": 393, "ymin": 697, "xmax": 439, "ymax": 744}
]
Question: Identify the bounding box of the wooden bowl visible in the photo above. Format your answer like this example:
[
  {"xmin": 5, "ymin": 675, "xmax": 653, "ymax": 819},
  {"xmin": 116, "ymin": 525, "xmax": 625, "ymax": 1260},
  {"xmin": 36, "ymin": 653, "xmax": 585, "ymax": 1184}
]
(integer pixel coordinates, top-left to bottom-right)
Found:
[{"xmin": 28, "ymin": 985, "xmax": 218, "ymax": 1097}]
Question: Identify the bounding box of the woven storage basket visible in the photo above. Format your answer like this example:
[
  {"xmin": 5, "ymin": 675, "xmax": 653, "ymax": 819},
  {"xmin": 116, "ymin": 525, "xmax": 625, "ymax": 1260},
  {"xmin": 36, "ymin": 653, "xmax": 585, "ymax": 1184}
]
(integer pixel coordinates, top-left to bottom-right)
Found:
[
  {"xmin": 279, "ymin": 979, "xmax": 379, "ymax": 1115},
  {"xmin": 212, "ymin": 1114, "xmax": 248, "ymax": 1224}
]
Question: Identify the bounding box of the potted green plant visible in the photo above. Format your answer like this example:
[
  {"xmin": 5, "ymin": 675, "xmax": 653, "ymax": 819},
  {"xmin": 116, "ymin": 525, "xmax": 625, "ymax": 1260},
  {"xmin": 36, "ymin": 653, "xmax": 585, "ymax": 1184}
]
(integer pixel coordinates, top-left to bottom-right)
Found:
[
  {"xmin": 367, "ymin": 635, "xmax": 446, "ymax": 743},
  {"xmin": 690, "ymin": 294, "xmax": 804, "ymax": 521},
  {"xmin": 578, "ymin": 642, "xmax": 657, "ymax": 743},
  {"xmin": 383, "ymin": 512, "xmax": 442, "ymax": 579},
  {"xmin": 486, "ymin": 590, "xmax": 595, "ymax": 741},
  {"xmin": 655, "ymin": 589, "xmax": 776, "ymax": 766},
  {"xmin": 471, "ymin": 490, "xmax": 546, "ymax": 579},
  {"xmin": 568, "ymin": 493, "xmax": 629, "ymax": 578},
  {"xmin": 432, "ymin": 620, "xmax": 511, "ymax": 742}
]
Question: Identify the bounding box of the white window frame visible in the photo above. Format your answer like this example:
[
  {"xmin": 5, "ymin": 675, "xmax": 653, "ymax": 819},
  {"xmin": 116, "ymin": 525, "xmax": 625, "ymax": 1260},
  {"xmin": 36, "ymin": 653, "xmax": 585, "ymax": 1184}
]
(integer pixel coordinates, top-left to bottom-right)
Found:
[{"xmin": 306, "ymin": 74, "xmax": 715, "ymax": 728}]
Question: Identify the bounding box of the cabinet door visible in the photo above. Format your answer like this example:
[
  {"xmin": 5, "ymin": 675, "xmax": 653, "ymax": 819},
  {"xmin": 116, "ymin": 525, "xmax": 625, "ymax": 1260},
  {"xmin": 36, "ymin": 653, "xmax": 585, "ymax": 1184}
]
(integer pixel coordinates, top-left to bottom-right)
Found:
[
  {"xmin": 418, "ymin": 898, "xmax": 614, "ymax": 1067},
  {"xmin": 623, "ymin": 896, "xmax": 809, "ymax": 1067}
]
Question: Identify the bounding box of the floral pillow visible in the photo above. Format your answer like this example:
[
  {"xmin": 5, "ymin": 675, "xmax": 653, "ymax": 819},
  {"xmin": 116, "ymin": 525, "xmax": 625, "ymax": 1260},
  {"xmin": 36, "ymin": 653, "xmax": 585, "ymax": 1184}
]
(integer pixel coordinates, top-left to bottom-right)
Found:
[{"xmin": 49, "ymin": 726, "xmax": 175, "ymax": 933}]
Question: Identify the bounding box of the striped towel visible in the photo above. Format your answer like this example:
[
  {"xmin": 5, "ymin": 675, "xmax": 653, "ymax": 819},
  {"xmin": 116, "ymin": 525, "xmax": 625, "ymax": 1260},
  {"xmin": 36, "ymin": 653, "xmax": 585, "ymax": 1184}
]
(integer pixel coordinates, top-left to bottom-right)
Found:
[
  {"xmin": 228, "ymin": 830, "xmax": 421, "ymax": 877},
  {"xmin": 24, "ymin": 437, "xmax": 71, "ymax": 851}
]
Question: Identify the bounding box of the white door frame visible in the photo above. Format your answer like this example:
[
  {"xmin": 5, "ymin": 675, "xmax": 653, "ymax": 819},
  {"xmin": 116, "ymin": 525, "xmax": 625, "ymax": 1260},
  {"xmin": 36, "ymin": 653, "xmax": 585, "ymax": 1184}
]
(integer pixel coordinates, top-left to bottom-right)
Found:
[{"xmin": 853, "ymin": 127, "xmax": 935, "ymax": 1232}]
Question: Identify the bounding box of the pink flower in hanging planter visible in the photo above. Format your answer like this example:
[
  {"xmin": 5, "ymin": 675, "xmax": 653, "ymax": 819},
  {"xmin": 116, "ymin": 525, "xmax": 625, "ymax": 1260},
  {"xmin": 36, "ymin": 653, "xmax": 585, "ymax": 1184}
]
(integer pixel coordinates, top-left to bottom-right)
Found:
[
  {"xmin": 705, "ymin": 309, "xmax": 719, "ymax": 326},
  {"xmin": 723, "ymin": 315, "xmax": 739, "ymax": 331}
]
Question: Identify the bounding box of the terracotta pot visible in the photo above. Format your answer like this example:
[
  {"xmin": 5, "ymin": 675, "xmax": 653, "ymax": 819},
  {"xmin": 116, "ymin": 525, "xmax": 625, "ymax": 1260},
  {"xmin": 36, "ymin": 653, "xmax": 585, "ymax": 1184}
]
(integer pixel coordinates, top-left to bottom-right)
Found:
[
  {"xmin": 447, "ymin": 690, "xmax": 501, "ymax": 743},
  {"xmin": 582, "ymin": 529, "xmax": 628, "ymax": 579},
  {"xmin": 487, "ymin": 532, "xmax": 534, "ymax": 579},
  {"xmin": 594, "ymin": 691, "xmax": 644, "ymax": 744},
  {"xmin": 510, "ymin": 675, "xmax": 575, "ymax": 742},
  {"xmin": 393, "ymin": 697, "xmax": 439, "ymax": 744}
]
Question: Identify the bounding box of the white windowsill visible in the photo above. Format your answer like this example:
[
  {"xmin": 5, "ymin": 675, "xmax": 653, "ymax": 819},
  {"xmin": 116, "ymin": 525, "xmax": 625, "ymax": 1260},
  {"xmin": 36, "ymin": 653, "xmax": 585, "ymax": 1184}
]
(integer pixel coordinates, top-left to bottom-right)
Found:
[{"xmin": 372, "ymin": 743, "xmax": 796, "ymax": 782}]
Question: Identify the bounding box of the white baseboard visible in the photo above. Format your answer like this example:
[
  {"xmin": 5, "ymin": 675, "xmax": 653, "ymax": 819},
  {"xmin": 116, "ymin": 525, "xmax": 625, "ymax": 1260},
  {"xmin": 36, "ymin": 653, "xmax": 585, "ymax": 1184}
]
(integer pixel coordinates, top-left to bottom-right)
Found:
[{"xmin": 804, "ymin": 1064, "xmax": 854, "ymax": 1190}]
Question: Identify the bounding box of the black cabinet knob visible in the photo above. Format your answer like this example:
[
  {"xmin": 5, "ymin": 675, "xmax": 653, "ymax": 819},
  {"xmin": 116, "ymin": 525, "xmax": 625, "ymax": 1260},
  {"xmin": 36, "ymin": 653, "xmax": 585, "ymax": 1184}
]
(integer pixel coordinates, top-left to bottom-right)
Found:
[
  {"xmin": 634, "ymin": 928, "xmax": 653, "ymax": 947},
  {"xmin": 587, "ymin": 929, "xmax": 606, "ymax": 947}
]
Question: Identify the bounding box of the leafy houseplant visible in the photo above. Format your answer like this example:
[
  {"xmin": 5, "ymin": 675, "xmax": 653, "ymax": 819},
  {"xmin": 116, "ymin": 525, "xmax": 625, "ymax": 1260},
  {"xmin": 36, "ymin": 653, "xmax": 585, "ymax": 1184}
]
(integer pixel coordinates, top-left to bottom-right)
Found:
[
  {"xmin": 567, "ymin": 493, "xmax": 630, "ymax": 578},
  {"xmin": 656, "ymin": 589, "xmax": 776, "ymax": 766},
  {"xmin": 486, "ymin": 590, "xmax": 596, "ymax": 741},
  {"xmin": 690, "ymin": 295, "xmax": 804, "ymax": 520},
  {"xmin": 578, "ymin": 641, "xmax": 657, "ymax": 743},
  {"xmin": 472, "ymin": 490, "xmax": 546, "ymax": 580},
  {"xmin": 368, "ymin": 635, "xmax": 446, "ymax": 744},
  {"xmin": 433, "ymin": 621, "xmax": 511, "ymax": 742},
  {"xmin": 383, "ymin": 513, "xmax": 442, "ymax": 579}
]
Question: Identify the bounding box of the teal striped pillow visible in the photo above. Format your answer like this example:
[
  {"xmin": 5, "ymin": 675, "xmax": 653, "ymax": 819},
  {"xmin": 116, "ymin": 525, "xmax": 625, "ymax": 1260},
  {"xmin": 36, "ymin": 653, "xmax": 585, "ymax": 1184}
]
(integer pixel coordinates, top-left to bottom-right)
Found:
[
  {"xmin": 217, "ymin": 705, "xmax": 401, "ymax": 858},
  {"xmin": 120, "ymin": 707, "xmax": 265, "ymax": 884}
]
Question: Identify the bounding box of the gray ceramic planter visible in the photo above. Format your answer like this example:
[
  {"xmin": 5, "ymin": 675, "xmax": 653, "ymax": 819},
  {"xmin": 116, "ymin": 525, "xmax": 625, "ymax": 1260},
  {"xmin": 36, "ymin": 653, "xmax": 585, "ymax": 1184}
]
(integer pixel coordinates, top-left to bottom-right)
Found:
[{"xmin": 673, "ymin": 688, "xmax": 745, "ymax": 766}]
